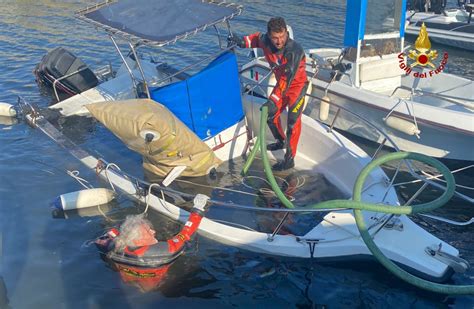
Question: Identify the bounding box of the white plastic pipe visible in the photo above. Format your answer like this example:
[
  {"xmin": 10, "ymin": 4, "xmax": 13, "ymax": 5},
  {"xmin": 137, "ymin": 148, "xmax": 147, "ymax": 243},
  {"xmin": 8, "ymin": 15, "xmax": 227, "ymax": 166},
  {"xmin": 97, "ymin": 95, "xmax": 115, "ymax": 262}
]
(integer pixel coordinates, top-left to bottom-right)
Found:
[
  {"xmin": 0, "ymin": 102, "xmax": 16, "ymax": 117},
  {"xmin": 54, "ymin": 188, "xmax": 116, "ymax": 211}
]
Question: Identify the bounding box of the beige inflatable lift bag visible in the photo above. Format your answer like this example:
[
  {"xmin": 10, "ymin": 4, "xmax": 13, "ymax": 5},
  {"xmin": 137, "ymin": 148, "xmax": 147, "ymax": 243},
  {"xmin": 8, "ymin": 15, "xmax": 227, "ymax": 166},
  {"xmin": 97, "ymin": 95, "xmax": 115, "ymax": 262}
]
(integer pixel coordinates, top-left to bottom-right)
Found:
[{"xmin": 86, "ymin": 99, "xmax": 222, "ymax": 177}]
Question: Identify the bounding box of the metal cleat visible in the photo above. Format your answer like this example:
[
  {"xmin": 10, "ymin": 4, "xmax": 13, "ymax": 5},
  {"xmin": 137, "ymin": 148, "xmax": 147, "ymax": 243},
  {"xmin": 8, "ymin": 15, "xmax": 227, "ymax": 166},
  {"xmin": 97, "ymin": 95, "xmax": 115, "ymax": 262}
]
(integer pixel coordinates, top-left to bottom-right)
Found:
[
  {"xmin": 384, "ymin": 216, "xmax": 404, "ymax": 231},
  {"xmin": 425, "ymin": 243, "xmax": 470, "ymax": 273}
]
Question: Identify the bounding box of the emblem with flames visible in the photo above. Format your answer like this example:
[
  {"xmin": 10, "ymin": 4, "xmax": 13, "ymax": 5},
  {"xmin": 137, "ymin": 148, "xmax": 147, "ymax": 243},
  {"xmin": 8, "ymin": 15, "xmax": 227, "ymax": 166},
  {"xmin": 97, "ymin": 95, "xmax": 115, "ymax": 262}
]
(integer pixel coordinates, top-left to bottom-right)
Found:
[{"xmin": 408, "ymin": 23, "xmax": 438, "ymax": 68}]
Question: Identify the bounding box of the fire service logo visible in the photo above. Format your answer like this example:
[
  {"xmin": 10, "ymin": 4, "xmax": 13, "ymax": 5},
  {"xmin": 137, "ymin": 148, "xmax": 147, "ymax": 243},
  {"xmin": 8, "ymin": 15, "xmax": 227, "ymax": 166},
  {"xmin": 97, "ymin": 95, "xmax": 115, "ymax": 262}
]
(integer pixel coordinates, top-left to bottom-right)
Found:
[{"xmin": 398, "ymin": 23, "xmax": 448, "ymax": 78}]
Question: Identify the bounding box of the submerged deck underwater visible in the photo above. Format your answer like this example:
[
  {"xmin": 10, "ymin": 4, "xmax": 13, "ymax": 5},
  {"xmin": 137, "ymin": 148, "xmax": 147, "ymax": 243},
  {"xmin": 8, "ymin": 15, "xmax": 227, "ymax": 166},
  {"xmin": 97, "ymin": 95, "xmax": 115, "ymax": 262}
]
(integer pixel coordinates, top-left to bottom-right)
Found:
[{"xmin": 0, "ymin": 0, "xmax": 473, "ymax": 308}]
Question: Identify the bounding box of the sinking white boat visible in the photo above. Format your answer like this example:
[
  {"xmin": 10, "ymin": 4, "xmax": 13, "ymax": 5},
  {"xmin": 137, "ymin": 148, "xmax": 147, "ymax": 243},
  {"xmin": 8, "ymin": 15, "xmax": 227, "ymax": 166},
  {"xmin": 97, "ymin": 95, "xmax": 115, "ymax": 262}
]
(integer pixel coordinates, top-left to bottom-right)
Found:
[
  {"xmin": 21, "ymin": 0, "xmax": 473, "ymax": 287},
  {"xmin": 406, "ymin": 5, "xmax": 474, "ymax": 51},
  {"xmin": 293, "ymin": 0, "xmax": 474, "ymax": 162}
]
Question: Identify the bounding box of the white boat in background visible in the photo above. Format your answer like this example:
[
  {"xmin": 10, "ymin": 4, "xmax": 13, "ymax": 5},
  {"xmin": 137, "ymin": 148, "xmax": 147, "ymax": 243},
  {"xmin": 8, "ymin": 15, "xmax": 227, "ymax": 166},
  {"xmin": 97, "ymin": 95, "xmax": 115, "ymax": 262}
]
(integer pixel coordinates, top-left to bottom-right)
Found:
[
  {"xmin": 291, "ymin": 0, "xmax": 474, "ymax": 162},
  {"xmin": 406, "ymin": 3, "xmax": 474, "ymax": 51},
  {"xmin": 15, "ymin": 0, "xmax": 473, "ymax": 287}
]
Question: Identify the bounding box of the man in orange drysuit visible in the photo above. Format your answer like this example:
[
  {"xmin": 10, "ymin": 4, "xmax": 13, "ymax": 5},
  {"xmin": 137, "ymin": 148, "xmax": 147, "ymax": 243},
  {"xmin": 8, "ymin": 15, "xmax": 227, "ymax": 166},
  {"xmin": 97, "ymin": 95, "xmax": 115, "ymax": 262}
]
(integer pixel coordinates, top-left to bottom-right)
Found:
[
  {"xmin": 95, "ymin": 194, "xmax": 210, "ymax": 292},
  {"xmin": 229, "ymin": 17, "xmax": 308, "ymax": 170}
]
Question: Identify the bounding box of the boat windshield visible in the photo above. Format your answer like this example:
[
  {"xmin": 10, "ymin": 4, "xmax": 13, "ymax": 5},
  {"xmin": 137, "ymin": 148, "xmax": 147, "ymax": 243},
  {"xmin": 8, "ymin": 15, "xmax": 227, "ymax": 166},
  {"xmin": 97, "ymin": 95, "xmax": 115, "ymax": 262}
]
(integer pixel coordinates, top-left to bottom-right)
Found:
[
  {"xmin": 344, "ymin": 0, "xmax": 405, "ymax": 56},
  {"xmin": 76, "ymin": 0, "xmax": 243, "ymax": 47},
  {"xmin": 359, "ymin": 0, "xmax": 404, "ymax": 57},
  {"xmin": 365, "ymin": 0, "xmax": 404, "ymax": 35}
]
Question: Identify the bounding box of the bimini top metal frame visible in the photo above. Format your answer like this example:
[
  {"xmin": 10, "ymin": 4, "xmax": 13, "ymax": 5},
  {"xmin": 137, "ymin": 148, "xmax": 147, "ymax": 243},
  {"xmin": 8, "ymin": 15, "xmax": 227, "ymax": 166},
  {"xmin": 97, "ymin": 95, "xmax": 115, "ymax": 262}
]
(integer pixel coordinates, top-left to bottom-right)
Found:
[{"xmin": 75, "ymin": 0, "xmax": 243, "ymax": 48}]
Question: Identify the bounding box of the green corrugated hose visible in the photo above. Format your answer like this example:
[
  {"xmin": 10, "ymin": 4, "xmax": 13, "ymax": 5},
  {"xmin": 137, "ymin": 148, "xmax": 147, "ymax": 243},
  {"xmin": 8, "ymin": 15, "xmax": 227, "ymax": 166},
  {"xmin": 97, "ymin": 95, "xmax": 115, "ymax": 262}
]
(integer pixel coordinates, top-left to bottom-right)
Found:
[{"xmin": 242, "ymin": 106, "xmax": 474, "ymax": 295}]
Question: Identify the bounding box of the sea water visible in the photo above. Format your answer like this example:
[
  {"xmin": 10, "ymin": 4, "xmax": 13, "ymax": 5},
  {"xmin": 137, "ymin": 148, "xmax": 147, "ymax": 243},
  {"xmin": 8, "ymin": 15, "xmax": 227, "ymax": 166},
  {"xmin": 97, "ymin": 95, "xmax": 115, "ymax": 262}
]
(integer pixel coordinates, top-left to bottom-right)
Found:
[{"xmin": 0, "ymin": 1, "xmax": 473, "ymax": 308}]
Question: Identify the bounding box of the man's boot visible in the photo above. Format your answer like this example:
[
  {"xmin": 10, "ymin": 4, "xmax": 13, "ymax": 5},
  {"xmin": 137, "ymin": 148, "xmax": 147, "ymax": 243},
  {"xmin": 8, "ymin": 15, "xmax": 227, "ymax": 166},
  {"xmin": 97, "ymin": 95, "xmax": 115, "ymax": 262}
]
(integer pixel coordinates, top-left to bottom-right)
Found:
[
  {"xmin": 266, "ymin": 140, "xmax": 285, "ymax": 151},
  {"xmin": 272, "ymin": 154, "xmax": 295, "ymax": 171}
]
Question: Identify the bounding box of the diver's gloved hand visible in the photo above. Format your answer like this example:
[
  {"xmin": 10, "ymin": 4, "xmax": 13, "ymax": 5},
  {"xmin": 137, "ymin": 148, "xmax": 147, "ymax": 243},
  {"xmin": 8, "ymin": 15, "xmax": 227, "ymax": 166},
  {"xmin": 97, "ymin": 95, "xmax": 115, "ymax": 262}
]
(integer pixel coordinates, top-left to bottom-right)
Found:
[
  {"xmin": 192, "ymin": 194, "xmax": 210, "ymax": 214},
  {"xmin": 227, "ymin": 34, "xmax": 245, "ymax": 48},
  {"xmin": 260, "ymin": 99, "xmax": 274, "ymax": 111}
]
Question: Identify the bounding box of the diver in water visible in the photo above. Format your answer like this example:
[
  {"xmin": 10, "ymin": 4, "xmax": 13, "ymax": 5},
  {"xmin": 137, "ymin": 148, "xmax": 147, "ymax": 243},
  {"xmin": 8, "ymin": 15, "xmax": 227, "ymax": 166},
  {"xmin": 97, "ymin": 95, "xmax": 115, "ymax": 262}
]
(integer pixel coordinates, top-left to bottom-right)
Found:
[
  {"xmin": 95, "ymin": 194, "xmax": 210, "ymax": 292},
  {"xmin": 228, "ymin": 17, "xmax": 308, "ymax": 171}
]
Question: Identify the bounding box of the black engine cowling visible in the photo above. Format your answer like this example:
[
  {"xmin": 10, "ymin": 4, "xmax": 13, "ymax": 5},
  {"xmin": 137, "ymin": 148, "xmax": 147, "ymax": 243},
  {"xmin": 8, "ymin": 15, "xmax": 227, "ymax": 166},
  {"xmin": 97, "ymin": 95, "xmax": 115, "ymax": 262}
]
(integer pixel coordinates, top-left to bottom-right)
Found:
[{"xmin": 34, "ymin": 47, "xmax": 98, "ymax": 101}]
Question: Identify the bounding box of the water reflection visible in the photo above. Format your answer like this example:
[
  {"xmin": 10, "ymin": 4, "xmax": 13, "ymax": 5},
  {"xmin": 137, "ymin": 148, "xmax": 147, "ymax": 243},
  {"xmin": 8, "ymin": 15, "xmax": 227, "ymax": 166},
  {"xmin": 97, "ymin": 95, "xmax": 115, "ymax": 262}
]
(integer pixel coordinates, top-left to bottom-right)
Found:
[{"xmin": 0, "ymin": 276, "xmax": 9, "ymax": 309}]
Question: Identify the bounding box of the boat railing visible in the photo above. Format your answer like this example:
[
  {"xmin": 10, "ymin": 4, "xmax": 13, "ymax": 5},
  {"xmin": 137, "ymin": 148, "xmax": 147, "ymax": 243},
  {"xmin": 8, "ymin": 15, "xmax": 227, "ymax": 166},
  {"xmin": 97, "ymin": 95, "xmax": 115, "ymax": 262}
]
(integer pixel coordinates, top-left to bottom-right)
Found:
[
  {"xmin": 148, "ymin": 45, "xmax": 238, "ymax": 87},
  {"xmin": 241, "ymin": 71, "xmax": 473, "ymax": 207},
  {"xmin": 16, "ymin": 94, "xmax": 473, "ymax": 245},
  {"xmin": 93, "ymin": 62, "xmax": 114, "ymax": 82},
  {"xmin": 107, "ymin": 20, "xmax": 237, "ymax": 98},
  {"xmin": 306, "ymin": 91, "xmax": 473, "ymax": 204},
  {"xmin": 51, "ymin": 67, "xmax": 91, "ymax": 102},
  {"xmin": 242, "ymin": 105, "xmax": 471, "ymax": 248},
  {"xmin": 240, "ymin": 71, "xmax": 402, "ymax": 154},
  {"xmin": 390, "ymin": 84, "xmax": 474, "ymax": 109}
]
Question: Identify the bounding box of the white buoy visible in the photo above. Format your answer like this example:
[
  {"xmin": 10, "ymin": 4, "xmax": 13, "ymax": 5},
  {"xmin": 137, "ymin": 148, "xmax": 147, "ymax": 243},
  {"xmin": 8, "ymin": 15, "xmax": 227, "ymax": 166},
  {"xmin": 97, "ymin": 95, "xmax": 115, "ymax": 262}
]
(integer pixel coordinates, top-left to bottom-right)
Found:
[
  {"xmin": 0, "ymin": 116, "xmax": 18, "ymax": 126},
  {"xmin": 319, "ymin": 95, "xmax": 331, "ymax": 121},
  {"xmin": 385, "ymin": 116, "xmax": 421, "ymax": 137},
  {"xmin": 53, "ymin": 203, "xmax": 115, "ymax": 219},
  {"xmin": 0, "ymin": 102, "xmax": 16, "ymax": 117},
  {"xmin": 53, "ymin": 188, "xmax": 116, "ymax": 211}
]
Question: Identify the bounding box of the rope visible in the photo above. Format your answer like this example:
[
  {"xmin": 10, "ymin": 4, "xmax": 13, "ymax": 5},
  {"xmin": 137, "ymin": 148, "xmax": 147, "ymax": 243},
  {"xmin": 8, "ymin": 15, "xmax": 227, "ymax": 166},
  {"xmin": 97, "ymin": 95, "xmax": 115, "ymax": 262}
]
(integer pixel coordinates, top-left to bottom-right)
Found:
[
  {"xmin": 66, "ymin": 170, "xmax": 93, "ymax": 189},
  {"xmin": 246, "ymin": 106, "xmax": 474, "ymax": 295},
  {"xmin": 31, "ymin": 159, "xmax": 93, "ymax": 189},
  {"xmin": 144, "ymin": 183, "xmax": 175, "ymax": 215},
  {"xmin": 104, "ymin": 163, "xmax": 122, "ymax": 192}
]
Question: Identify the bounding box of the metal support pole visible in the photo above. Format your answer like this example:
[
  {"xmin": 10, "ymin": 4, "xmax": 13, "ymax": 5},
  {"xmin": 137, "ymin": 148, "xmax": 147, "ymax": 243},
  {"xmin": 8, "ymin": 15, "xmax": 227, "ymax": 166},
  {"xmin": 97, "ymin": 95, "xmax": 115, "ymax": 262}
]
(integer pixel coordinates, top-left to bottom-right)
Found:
[
  {"xmin": 109, "ymin": 35, "xmax": 138, "ymax": 96},
  {"xmin": 128, "ymin": 42, "xmax": 151, "ymax": 99},
  {"xmin": 327, "ymin": 108, "xmax": 341, "ymax": 133},
  {"xmin": 372, "ymin": 138, "xmax": 387, "ymax": 160},
  {"xmin": 214, "ymin": 25, "xmax": 223, "ymax": 49},
  {"xmin": 267, "ymin": 212, "xmax": 290, "ymax": 242}
]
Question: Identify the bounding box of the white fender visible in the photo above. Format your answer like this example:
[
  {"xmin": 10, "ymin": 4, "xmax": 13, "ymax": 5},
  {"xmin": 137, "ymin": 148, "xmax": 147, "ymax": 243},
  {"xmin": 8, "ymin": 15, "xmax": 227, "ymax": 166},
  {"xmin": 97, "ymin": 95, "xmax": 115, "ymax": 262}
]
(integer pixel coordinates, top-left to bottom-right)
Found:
[
  {"xmin": 0, "ymin": 102, "xmax": 16, "ymax": 117},
  {"xmin": 54, "ymin": 188, "xmax": 116, "ymax": 211},
  {"xmin": 385, "ymin": 116, "xmax": 421, "ymax": 138},
  {"xmin": 60, "ymin": 203, "xmax": 114, "ymax": 219},
  {"xmin": 319, "ymin": 95, "xmax": 331, "ymax": 121},
  {"xmin": 0, "ymin": 116, "xmax": 18, "ymax": 126}
]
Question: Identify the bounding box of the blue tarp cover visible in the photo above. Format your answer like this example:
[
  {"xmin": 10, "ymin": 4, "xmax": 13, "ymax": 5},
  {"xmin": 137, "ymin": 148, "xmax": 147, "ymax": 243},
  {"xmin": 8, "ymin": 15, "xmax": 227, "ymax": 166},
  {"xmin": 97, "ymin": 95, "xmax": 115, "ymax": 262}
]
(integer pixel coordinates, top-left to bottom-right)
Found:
[{"xmin": 150, "ymin": 52, "xmax": 244, "ymax": 140}]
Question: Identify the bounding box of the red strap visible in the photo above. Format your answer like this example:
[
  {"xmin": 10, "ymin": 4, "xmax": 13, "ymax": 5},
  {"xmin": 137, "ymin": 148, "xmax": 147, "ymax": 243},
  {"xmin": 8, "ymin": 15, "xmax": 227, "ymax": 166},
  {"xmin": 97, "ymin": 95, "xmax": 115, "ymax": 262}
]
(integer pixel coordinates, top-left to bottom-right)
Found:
[{"xmin": 167, "ymin": 212, "xmax": 203, "ymax": 253}]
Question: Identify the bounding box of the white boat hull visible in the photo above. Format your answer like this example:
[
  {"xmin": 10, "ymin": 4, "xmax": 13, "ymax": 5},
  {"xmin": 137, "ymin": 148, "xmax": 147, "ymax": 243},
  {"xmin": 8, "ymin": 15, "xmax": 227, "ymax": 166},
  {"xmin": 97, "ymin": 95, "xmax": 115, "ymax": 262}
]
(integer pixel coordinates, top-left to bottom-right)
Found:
[
  {"xmin": 27, "ymin": 53, "xmax": 461, "ymax": 281},
  {"xmin": 406, "ymin": 9, "xmax": 474, "ymax": 51},
  {"xmin": 310, "ymin": 78, "xmax": 474, "ymax": 161},
  {"xmin": 25, "ymin": 101, "xmax": 459, "ymax": 281},
  {"xmin": 405, "ymin": 26, "xmax": 474, "ymax": 51}
]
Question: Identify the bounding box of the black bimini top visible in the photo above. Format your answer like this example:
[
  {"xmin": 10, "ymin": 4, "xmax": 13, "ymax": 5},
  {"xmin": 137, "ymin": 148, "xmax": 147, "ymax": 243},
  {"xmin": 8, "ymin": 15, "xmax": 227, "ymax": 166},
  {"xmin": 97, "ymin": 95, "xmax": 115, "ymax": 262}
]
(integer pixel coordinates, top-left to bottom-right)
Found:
[{"xmin": 76, "ymin": 0, "xmax": 243, "ymax": 47}]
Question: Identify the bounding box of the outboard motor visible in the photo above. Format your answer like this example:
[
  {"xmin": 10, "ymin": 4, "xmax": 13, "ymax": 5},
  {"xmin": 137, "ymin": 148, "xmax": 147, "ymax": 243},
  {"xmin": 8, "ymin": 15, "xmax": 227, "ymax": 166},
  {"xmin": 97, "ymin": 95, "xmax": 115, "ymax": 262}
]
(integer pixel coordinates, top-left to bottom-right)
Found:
[{"xmin": 34, "ymin": 47, "xmax": 99, "ymax": 101}]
